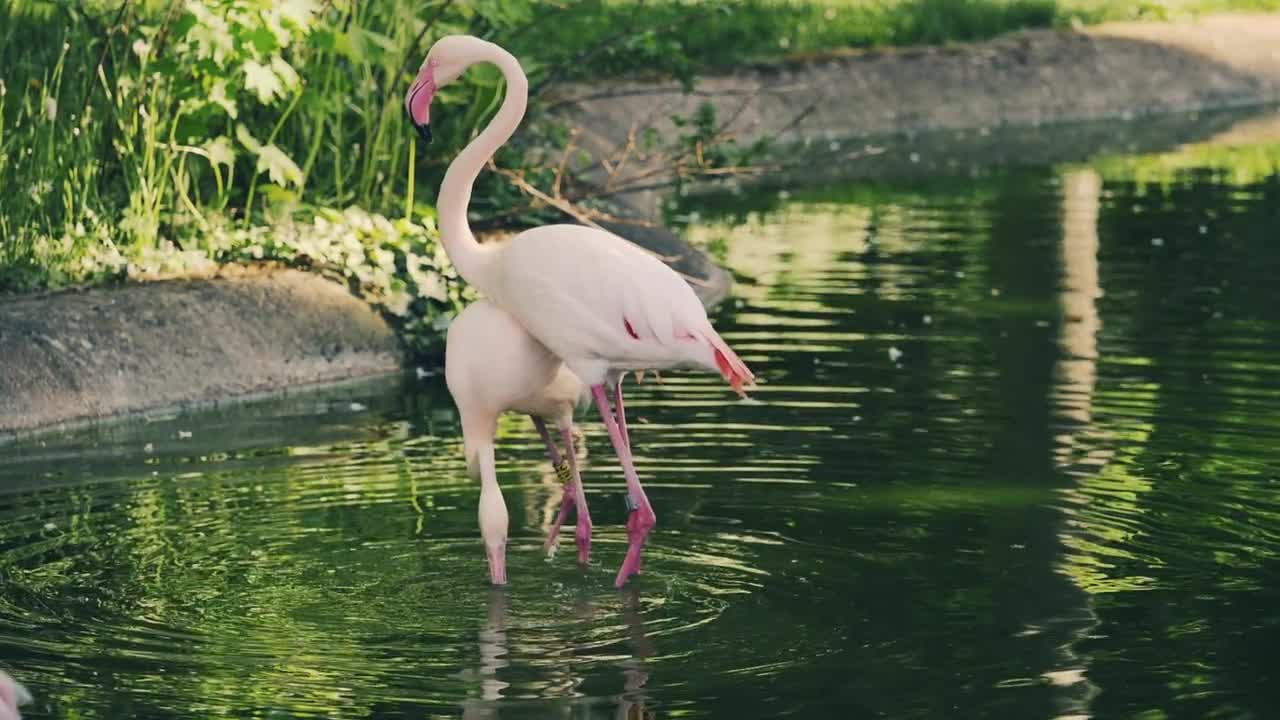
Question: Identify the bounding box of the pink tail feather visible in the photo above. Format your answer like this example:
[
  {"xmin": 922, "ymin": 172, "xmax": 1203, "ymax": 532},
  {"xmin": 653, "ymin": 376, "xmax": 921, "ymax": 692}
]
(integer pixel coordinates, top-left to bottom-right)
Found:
[{"xmin": 705, "ymin": 330, "xmax": 754, "ymax": 396}]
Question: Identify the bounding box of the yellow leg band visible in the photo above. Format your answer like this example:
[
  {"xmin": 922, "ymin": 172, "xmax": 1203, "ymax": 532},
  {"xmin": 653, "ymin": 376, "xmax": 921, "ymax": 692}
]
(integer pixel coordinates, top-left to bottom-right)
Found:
[{"xmin": 554, "ymin": 459, "xmax": 573, "ymax": 486}]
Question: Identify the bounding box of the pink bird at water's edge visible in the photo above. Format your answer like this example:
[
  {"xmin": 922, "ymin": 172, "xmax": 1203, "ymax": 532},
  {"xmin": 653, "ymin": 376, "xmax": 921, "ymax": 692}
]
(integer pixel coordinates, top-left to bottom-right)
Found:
[
  {"xmin": 0, "ymin": 670, "xmax": 32, "ymax": 720},
  {"xmin": 446, "ymin": 299, "xmax": 594, "ymax": 585},
  {"xmin": 407, "ymin": 36, "xmax": 755, "ymax": 588}
]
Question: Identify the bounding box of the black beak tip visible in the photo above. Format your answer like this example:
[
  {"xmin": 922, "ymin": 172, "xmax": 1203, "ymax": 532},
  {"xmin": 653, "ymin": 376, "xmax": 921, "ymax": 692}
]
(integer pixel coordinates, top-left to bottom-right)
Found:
[{"xmin": 416, "ymin": 123, "xmax": 433, "ymax": 145}]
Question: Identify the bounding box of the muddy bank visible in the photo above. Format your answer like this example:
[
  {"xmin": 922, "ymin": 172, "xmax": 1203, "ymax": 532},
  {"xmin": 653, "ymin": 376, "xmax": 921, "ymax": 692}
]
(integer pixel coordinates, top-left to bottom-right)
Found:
[
  {"xmin": 0, "ymin": 269, "xmax": 400, "ymax": 436},
  {"xmin": 553, "ymin": 13, "xmax": 1280, "ymax": 219}
]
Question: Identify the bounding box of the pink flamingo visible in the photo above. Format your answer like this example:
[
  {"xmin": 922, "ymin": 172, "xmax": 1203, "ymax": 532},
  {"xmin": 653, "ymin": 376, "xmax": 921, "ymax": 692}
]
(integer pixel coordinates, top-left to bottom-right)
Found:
[
  {"xmin": 0, "ymin": 670, "xmax": 31, "ymax": 720},
  {"xmin": 408, "ymin": 35, "xmax": 754, "ymax": 587},
  {"xmin": 446, "ymin": 299, "xmax": 593, "ymax": 584}
]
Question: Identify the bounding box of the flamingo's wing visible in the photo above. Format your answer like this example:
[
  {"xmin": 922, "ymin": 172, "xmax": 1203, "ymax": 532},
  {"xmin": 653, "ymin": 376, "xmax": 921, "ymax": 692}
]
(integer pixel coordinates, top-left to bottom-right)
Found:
[
  {"xmin": 495, "ymin": 226, "xmax": 702, "ymax": 353},
  {"xmin": 494, "ymin": 224, "xmax": 754, "ymax": 393}
]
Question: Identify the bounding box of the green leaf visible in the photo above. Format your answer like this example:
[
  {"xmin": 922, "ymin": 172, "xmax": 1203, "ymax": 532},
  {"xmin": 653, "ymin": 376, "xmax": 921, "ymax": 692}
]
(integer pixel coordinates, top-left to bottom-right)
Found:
[
  {"xmin": 261, "ymin": 183, "xmax": 300, "ymax": 206},
  {"xmin": 329, "ymin": 31, "xmax": 361, "ymax": 62},
  {"xmin": 235, "ymin": 125, "xmax": 262, "ymax": 154},
  {"xmin": 243, "ymin": 59, "xmax": 283, "ymax": 103},
  {"xmin": 204, "ymin": 136, "xmax": 235, "ymax": 167},
  {"xmin": 255, "ymin": 144, "xmax": 303, "ymax": 187},
  {"xmin": 270, "ymin": 55, "xmax": 300, "ymax": 91},
  {"xmin": 209, "ymin": 79, "xmax": 238, "ymax": 118},
  {"xmin": 279, "ymin": 0, "xmax": 320, "ymax": 29}
]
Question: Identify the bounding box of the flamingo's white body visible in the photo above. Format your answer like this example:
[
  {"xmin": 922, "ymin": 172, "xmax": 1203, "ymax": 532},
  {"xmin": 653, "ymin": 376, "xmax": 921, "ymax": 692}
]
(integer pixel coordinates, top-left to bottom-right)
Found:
[
  {"xmin": 0, "ymin": 670, "xmax": 31, "ymax": 720},
  {"xmin": 446, "ymin": 299, "xmax": 592, "ymax": 584},
  {"xmin": 410, "ymin": 35, "xmax": 754, "ymax": 587}
]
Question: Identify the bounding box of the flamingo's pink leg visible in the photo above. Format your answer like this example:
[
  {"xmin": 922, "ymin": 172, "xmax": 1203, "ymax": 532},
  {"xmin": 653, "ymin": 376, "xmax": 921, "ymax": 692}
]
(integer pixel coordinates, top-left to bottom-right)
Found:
[
  {"xmin": 614, "ymin": 378, "xmax": 631, "ymax": 452},
  {"xmin": 591, "ymin": 385, "xmax": 655, "ymax": 587},
  {"xmin": 535, "ymin": 416, "xmax": 576, "ymax": 554},
  {"xmin": 611, "ymin": 380, "xmax": 639, "ymax": 572},
  {"xmin": 533, "ymin": 416, "xmax": 563, "ymax": 466},
  {"xmin": 560, "ymin": 420, "xmax": 592, "ymax": 564}
]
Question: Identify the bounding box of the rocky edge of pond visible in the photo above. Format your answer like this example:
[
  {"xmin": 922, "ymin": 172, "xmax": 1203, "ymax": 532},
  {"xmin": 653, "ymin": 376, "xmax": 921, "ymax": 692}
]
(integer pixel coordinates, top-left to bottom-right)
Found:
[{"xmin": 5, "ymin": 12, "xmax": 1280, "ymax": 435}]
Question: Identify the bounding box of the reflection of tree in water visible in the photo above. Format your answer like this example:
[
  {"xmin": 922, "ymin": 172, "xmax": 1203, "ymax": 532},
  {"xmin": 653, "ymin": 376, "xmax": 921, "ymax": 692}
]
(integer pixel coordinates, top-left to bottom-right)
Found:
[
  {"xmin": 1048, "ymin": 167, "xmax": 1106, "ymax": 719},
  {"xmin": 1055, "ymin": 165, "xmax": 1280, "ymax": 717},
  {"xmin": 681, "ymin": 170, "xmax": 1108, "ymax": 716}
]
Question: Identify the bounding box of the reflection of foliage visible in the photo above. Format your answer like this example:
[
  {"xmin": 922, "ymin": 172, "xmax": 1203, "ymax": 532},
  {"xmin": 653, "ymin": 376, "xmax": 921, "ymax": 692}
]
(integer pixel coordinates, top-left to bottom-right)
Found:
[{"xmin": 1092, "ymin": 141, "xmax": 1280, "ymax": 187}]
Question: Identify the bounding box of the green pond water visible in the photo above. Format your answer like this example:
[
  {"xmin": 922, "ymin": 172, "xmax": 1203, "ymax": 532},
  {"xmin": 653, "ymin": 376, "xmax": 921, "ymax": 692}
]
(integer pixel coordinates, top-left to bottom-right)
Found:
[{"xmin": 4, "ymin": 116, "xmax": 1280, "ymax": 719}]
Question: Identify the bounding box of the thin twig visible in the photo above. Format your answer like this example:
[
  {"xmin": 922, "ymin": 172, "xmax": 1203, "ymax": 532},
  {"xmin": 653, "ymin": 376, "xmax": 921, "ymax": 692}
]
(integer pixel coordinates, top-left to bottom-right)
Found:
[
  {"xmin": 773, "ymin": 97, "xmax": 823, "ymax": 139},
  {"xmin": 81, "ymin": 0, "xmax": 131, "ymax": 118},
  {"xmin": 149, "ymin": 0, "xmax": 185, "ymax": 61},
  {"xmin": 489, "ymin": 160, "xmax": 604, "ymax": 230},
  {"xmin": 603, "ymin": 121, "xmax": 642, "ymax": 192},
  {"xmin": 399, "ymin": 0, "xmax": 457, "ymax": 77},
  {"xmin": 488, "ymin": 162, "xmax": 710, "ymax": 287},
  {"xmin": 551, "ymin": 128, "xmax": 579, "ymax": 199}
]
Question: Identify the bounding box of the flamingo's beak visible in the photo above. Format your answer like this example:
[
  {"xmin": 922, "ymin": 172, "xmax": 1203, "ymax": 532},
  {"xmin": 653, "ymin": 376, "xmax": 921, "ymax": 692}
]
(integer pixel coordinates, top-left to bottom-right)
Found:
[{"xmin": 405, "ymin": 65, "xmax": 437, "ymax": 146}]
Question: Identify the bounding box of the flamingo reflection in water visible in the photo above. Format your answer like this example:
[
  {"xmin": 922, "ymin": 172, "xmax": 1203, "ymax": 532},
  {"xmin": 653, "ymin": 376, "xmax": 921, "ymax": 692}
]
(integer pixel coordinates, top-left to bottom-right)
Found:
[{"xmin": 460, "ymin": 589, "xmax": 656, "ymax": 719}]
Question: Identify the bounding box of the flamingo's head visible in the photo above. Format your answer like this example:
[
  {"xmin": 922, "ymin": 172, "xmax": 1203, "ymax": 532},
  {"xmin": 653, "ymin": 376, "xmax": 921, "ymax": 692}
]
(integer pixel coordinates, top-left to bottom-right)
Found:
[{"xmin": 405, "ymin": 35, "xmax": 491, "ymax": 145}]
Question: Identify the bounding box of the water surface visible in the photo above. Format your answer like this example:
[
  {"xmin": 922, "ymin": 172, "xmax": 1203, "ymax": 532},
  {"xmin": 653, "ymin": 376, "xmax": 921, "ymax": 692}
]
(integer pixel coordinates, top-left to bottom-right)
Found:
[{"xmin": 3, "ymin": 117, "xmax": 1280, "ymax": 719}]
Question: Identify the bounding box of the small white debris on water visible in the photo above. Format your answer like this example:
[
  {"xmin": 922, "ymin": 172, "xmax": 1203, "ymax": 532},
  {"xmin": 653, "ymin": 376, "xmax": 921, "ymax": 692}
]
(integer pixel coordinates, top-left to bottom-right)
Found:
[
  {"xmin": 1035, "ymin": 320, "xmax": 1050, "ymax": 328},
  {"xmin": 143, "ymin": 443, "xmax": 154, "ymax": 454},
  {"xmin": 43, "ymin": 522, "xmax": 57, "ymax": 531},
  {"xmin": 956, "ymin": 271, "xmax": 966, "ymax": 279},
  {"xmin": 349, "ymin": 402, "xmax": 367, "ymax": 412},
  {"xmin": 909, "ymin": 152, "xmax": 920, "ymax": 163},
  {"xmin": 922, "ymin": 315, "xmax": 933, "ymax": 325},
  {"xmin": 990, "ymin": 287, "xmax": 1001, "ymax": 297},
  {"xmin": 1151, "ymin": 237, "xmax": 1165, "ymax": 247},
  {"xmin": 177, "ymin": 430, "xmax": 192, "ymax": 439},
  {"xmin": 853, "ymin": 415, "xmax": 862, "ymax": 422},
  {"xmin": 888, "ymin": 346, "xmax": 904, "ymax": 363},
  {"xmin": 1199, "ymin": 225, "xmax": 1209, "ymax": 235}
]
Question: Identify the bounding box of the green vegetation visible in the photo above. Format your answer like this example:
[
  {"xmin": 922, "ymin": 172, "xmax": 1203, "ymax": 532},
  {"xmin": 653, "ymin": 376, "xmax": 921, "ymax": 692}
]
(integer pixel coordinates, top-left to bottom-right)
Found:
[
  {"xmin": 2, "ymin": 0, "xmax": 1278, "ymax": 354},
  {"xmin": 1092, "ymin": 139, "xmax": 1280, "ymax": 186}
]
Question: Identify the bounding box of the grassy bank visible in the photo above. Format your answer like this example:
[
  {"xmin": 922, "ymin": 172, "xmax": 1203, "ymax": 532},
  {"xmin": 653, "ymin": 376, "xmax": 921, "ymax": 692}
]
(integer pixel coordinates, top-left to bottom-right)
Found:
[{"xmin": 2, "ymin": 0, "xmax": 1278, "ymax": 354}]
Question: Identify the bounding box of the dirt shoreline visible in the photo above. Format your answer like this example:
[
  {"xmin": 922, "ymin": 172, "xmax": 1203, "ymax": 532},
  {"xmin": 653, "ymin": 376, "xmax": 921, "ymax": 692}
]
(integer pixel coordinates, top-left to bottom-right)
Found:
[{"xmin": 6, "ymin": 13, "xmax": 1280, "ymax": 435}]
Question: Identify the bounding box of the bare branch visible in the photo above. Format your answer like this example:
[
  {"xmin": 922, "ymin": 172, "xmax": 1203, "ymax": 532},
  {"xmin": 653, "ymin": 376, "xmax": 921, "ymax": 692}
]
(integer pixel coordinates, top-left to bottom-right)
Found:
[
  {"xmin": 489, "ymin": 160, "xmax": 605, "ymax": 230},
  {"xmin": 551, "ymin": 128, "xmax": 580, "ymax": 198},
  {"xmin": 399, "ymin": 0, "xmax": 458, "ymax": 78}
]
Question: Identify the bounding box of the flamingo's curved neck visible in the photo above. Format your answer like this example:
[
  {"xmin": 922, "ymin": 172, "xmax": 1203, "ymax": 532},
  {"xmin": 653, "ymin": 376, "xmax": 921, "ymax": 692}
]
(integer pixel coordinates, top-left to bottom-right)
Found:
[{"xmin": 437, "ymin": 44, "xmax": 528, "ymax": 296}]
